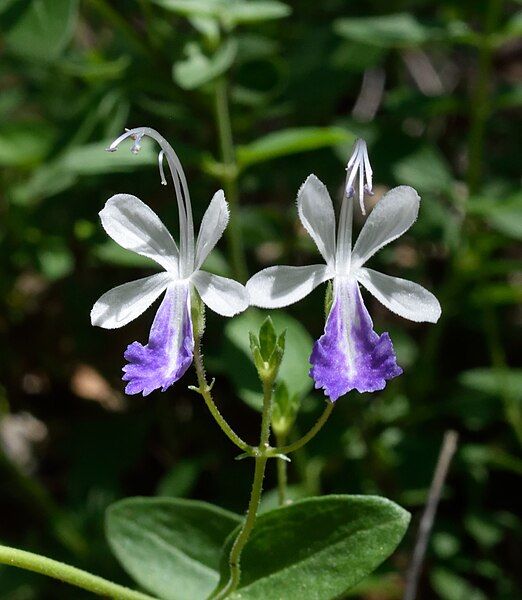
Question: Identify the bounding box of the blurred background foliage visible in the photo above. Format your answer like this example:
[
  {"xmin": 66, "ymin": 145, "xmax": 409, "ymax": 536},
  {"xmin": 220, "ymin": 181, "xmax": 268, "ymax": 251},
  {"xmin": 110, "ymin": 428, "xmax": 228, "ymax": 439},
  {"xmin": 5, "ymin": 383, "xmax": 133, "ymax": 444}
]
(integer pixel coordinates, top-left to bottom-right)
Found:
[{"xmin": 0, "ymin": 0, "xmax": 520, "ymax": 598}]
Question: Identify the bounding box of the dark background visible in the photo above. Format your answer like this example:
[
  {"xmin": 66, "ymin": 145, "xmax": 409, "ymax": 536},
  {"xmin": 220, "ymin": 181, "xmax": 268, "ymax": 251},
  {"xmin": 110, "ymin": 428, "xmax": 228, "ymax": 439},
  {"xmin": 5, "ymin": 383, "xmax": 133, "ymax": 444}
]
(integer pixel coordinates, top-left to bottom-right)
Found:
[{"xmin": 0, "ymin": 0, "xmax": 520, "ymax": 598}]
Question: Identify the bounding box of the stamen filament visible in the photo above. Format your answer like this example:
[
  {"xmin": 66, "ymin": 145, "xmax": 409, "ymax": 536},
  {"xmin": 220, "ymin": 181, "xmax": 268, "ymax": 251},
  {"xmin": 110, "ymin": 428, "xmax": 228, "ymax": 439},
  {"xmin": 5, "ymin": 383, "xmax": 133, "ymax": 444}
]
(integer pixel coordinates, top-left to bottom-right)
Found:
[{"xmin": 107, "ymin": 127, "xmax": 195, "ymax": 277}]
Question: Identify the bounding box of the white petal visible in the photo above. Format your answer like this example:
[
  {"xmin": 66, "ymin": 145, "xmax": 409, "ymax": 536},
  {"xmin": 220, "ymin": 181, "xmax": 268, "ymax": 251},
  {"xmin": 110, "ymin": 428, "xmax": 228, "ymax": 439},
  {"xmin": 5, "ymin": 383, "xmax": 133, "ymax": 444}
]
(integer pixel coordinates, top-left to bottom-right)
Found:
[
  {"xmin": 351, "ymin": 185, "xmax": 420, "ymax": 269},
  {"xmin": 297, "ymin": 175, "xmax": 336, "ymax": 267},
  {"xmin": 356, "ymin": 267, "xmax": 441, "ymax": 323},
  {"xmin": 100, "ymin": 194, "xmax": 179, "ymax": 273},
  {"xmin": 191, "ymin": 271, "xmax": 248, "ymax": 317},
  {"xmin": 195, "ymin": 190, "xmax": 229, "ymax": 270},
  {"xmin": 246, "ymin": 264, "xmax": 333, "ymax": 309},
  {"xmin": 91, "ymin": 272, "xmax": 172, "ymax": 329}
]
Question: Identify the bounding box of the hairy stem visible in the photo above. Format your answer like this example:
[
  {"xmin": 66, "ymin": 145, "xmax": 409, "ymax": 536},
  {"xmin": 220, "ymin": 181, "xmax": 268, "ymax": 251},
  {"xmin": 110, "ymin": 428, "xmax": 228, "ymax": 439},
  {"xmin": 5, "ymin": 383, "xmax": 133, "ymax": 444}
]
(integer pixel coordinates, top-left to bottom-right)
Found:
[
  {"xmin": 193, "ymin": 335, "xmax": 250, "ymax": 452},
  {"xmin": 275, "ymin": 402, "xmax": 334, "ymax": 455},
  {"xmin": 275, "ymin": 432, "xmax": 288, "ymax": 506},
  {"xmin": 215, "ymin": 378, "xmax": 274, "ymax": 598},
  {"xmin": 214, "ymin": 77, "xmax": 248, "ymax": 282},
  {"xmin": 0, "ymin": 544, "xmax": 156, "ymax": 600}
]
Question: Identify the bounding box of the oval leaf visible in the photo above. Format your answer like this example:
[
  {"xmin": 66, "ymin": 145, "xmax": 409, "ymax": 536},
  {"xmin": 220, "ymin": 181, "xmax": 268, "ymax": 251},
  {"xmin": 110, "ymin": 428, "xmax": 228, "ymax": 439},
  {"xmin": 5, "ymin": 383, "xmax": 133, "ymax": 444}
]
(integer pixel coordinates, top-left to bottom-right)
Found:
[
  {"xmin": 237, "ymin": 127, "xmax": 354, "ymax": 169},
  {"xmin": 213, "ymin": 495, "xmax": 410, "ymax": 599},
  {"xmin": 106, "ymin": 497, "xmax": 241, "ymax": 600}
]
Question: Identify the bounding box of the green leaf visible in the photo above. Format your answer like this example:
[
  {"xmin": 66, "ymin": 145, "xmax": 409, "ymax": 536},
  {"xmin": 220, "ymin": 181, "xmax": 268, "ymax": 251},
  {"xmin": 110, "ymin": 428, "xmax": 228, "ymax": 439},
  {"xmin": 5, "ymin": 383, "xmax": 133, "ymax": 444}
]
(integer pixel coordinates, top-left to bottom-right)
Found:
[
  {"xmin": 224, "ymin": 1, "xmax": 291, "ymax": 26},
  {"xmin": 0, "ymin": 122, "xmax": 55, "ymax": 167},
  {"xmin": 237, "ymin": 127, "xmax": 355, "ymax": 169},
  {"xmin": 213, "ymin": 495, "xmax": 410, "ymax": 599},
  {"xmin": 152, "ymin": 0, "xmax": 290, "ymax": 26},
  {"xmin": 106, "ymin": 497, "xmax": 241, "ymax": 600},
  {"xmin": 151, "ymin": 0, "xmax": 221, "ymax": 18},
  {"xmin": 430, "ymin": 568, "xmax": 488, "ymax": 600},
  {"xmin": 393, "ymin": 145, "xmax": 453, "ymax": 194},
  {"xmin": 223, "ymin": 309, "xmax": 313, "ymax": 411},
  {"xmin": 174, "ymin": 40, "xmax": 237, "ymax": 90},
  {"xmin": 335, "ymin": 13, "xmax": 431, "ymax": 48},
  {"xmin": 460, "ymin": 368, "xmax": 522, "ymax": 400},
  {"xmin": 11, "ymin": 139, "xmax": 158, "ymax": 204},
  {"xmin": 468, "ymin": 192, "xmax": 522, "ymax": 240},
  {"xmin": 5, "ymin": 0, "xmax": 79, "ymax": 63}
]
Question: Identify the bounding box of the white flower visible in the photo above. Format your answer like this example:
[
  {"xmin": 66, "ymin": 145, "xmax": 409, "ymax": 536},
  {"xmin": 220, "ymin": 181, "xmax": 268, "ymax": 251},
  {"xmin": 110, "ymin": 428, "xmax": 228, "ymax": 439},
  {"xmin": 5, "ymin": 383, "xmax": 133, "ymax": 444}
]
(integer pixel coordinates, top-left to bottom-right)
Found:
[
  {"xmin": 91, "ymin": 127, "xmax": 248, "ymax": 395},
  {"xmin": 246, "ymin": 140, "xmax": 441, "ymax": 401}
]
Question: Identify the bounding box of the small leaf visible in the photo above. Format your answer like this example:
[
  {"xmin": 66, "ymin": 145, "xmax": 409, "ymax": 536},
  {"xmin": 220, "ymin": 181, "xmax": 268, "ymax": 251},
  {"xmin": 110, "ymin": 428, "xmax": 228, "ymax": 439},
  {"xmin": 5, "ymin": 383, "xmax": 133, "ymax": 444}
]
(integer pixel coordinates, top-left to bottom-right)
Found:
[
  {"xmin": 460, "ymin": 368, "xmax": 522, "ymax": 400},
  {"xmin": 150, "ymin": 0, "xmax": 221, "ymax": 18},
  {"xmin": 106, "ymin": 497, "xmax": 241, "ymax": 600},
  {"xmin": 213, "ymin": 495, "xmax": 410, "ymax": 599},
  {"xmin": 5, "ymin": 0, "xmax": 79, "ymax": 62},
  {"xmin": 173, "ymin": 40, "xmax": 237, "ymax": 90},
  {"xmin": 258, "ymin": 317, "xmax": 277, "ymax": 361},
  {"xmin": 468, "ymin": 192, "xmax": 522, "ymax": 240},
  {"xmin": 335, "ymin": 13, "xmax": 431, "ymax": 48},
  {"xmin": 224, "ymin": 1, "xmax": 291, "ymax": 26},
  {"xmin": 0, "ymin": 122, "xmax": 55, "ymax": 167},
  {"xmin": 393, "ymin": 145, "xmax": 453, "ymax": 194},
  {"xmin": 237, "ymin": 127, "xmax": 355, "ymax": 169}
]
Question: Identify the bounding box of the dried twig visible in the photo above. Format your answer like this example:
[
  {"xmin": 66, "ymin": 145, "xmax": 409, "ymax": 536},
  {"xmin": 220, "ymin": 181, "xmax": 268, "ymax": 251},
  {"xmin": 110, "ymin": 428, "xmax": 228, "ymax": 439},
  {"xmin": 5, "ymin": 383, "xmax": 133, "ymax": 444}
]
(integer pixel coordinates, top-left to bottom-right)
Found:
[{"xmin": 403, "ymin": 430, "xmax": 459, "ymax": 600}]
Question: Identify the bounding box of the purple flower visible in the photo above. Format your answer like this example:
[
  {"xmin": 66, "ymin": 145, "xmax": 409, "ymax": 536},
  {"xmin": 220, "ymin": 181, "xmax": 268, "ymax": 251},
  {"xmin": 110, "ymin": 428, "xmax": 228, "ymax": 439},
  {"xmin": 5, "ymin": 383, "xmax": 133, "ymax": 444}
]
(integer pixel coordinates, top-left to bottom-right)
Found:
[
  {"xmin": 247, "ymin": 140, "xmax": 441, "ymax": 401},
  {"xmin": 91, "ymin": 128, "xmax": 248, "ymax": 396}
]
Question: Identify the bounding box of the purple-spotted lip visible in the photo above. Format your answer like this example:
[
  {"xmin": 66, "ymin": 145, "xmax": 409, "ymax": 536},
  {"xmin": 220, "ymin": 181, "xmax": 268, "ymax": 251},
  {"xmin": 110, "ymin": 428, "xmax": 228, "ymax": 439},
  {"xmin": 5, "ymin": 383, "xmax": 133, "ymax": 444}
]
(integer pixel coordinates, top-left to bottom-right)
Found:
[
  {"xmin": 310, "ymin": 278, "xmax": 402, "ymax": 401},
  {"xmin": 122, "ymin": 282, "xmax": 194, "ymax": 396}
]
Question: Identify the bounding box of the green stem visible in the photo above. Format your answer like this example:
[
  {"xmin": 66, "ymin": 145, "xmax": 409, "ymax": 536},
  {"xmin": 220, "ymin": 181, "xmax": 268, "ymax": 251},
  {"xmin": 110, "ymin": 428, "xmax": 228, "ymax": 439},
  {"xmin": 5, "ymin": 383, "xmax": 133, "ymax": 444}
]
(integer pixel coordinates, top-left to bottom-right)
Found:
[
  {"xmin": 467, "ymin": 0, "xmax": 503, "ymax": 194},
  {"xmin": 0, "ymin": 544, "xmax": 156, "ymax": 600},
  {"xmin": 275, "ymin": 432, "xmax": 288, "ymax": 506},
  {"xmin": 214, "ymin": 77, "xmax": 248, "ymax": 282},
  {"xmin": 275, "ymin": 402, "xmax": 334, "ymax": 455},
  {"xmin": 215, "ymin": 378, "xmax": 274, "ymax": 599},
  {"xmin": 193, "ymin": 335, "xmax": 250, "ymax": 452}
]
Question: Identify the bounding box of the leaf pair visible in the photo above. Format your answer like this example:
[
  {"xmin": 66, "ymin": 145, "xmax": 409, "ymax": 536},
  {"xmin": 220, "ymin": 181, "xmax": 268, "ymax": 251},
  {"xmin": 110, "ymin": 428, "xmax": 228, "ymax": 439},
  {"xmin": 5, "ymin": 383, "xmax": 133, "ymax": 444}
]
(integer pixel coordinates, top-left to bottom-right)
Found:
[{"xmin": 107, "ymin": 495, "xmax": 410, "ymax": 600}]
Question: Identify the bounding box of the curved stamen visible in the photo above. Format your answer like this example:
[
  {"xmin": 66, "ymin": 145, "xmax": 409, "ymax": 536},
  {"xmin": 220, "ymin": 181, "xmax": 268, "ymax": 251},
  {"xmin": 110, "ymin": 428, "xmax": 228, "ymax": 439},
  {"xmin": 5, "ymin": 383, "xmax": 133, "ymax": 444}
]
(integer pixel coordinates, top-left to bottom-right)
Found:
[
  {"xmin": 107, "ymin": 127, "xmax": 195, "ymax": 277},
  {"xmin": 336, "ymin": 139, "xmax": 374, "ymax": 273},
  {"xmin": 158, "ymin": 150, "xmax": 167, "ymax": 186}
]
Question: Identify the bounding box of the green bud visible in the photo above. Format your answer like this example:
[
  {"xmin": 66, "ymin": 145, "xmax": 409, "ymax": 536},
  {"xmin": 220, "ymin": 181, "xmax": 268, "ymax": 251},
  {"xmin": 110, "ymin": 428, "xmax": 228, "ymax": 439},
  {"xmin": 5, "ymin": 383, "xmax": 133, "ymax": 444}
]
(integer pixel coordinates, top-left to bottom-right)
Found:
[
  {"xmin": 259, "ymin": 316, "xmax": 277, "ymax": 361},
  {"xmin": 249, "ymin": 317, "xmax": 287, "ymax": 383},
  {"xmin": 324, "ymin": 280, "xmax": 333, "ymax": 318},
  {"xmin": 272, "ymin": 381, "xmax": 301, "ymax": 437},
  {"xmin": 191, "ymin": 288, "xmax": 206, "ymax": 339}
]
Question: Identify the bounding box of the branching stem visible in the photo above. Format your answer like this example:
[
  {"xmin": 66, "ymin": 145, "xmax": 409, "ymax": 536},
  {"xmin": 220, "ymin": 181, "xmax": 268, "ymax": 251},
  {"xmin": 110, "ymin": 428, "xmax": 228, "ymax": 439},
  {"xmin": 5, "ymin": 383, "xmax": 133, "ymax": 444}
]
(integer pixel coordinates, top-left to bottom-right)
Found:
[
  {"xmin": 0, "ymin": 544, "xmax": 156, "ymax": 600},
  {"xmin": 192, "ymin": 335, "xmax": 250, "ymax": 452}
]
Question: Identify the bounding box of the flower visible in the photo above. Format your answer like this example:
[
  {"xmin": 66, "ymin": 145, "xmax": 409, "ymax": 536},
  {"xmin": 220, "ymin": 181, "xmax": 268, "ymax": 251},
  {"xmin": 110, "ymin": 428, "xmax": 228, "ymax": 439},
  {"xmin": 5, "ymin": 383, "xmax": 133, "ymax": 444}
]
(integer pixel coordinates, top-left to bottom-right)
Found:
[
  {"xmin": 246, "ymin": 140, "xmax": 441, "ymax": 401},
  {"xmin": 91, "ymin": 127, "xmax": 248, "ymax": 396}
]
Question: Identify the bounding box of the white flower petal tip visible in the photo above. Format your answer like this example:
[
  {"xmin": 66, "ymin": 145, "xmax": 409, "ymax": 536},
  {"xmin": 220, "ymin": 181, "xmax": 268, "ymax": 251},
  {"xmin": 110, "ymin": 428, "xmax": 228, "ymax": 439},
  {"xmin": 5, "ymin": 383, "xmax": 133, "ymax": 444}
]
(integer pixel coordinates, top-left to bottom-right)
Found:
[
  {"xmin": 351, "ymin": 185, "xmax": 421, "ymax": 269},
  {"xmin": 100, "ymin": 193, "xmax": 179, "ymax": 273},
  {"xmin": 195, "ymin": 190, "xmax": 229, "ymax": 270},
  {"xmin": 297, "ymin": 175, "xmax": 336, "ymax": 266},
  {"xmin": 356, "ymin": 267, "xmax": 441, "ymax": 324},
  {"xmin": 191, "ymin": 271, "xmax": 248, "ymax": 317},
  {"xmin": 91, "ymin": 272, "xmax": 171, "ymax": 329},
  {"xmin": 246, "ymin": 264, "xmax": 333, "ymax": 309}
]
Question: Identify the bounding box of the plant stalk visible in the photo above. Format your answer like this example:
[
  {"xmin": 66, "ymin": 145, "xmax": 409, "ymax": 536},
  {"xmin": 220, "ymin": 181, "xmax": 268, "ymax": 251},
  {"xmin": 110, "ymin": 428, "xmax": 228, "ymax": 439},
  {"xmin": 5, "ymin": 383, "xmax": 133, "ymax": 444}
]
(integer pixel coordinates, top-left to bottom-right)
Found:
[
  {"xmin": 215, "ymin": 378, "xmax": 274, "ymax": 598},
  {"xmin": 275, "ymin": 402, "xmax": 334, "ymax": 455},
  {"xmin": 193, "ymin": 334, "xmax": 250, "ymax": 452},
  {"xmin": 467, "ymin": 0, "xmax": 503, "ymax": 194},
  {"xmin": 214, "ymin": 77, "xmax": 248, "ymax": 282},
  {"xmin": 0, "ymin": 544, "xmax": 156, "ymax": 600},
  {"xmin": 275, "ymin": 432, "xmax": 288, "ymax": 506}
]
